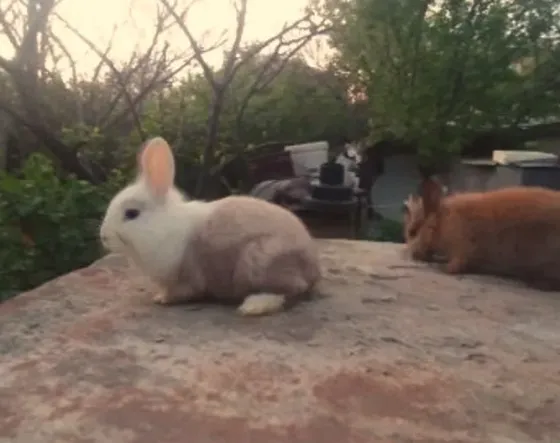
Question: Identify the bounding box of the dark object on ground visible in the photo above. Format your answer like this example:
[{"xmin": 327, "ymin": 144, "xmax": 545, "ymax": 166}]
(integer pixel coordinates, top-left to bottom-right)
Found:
[
  {"xmin": 247, "ymin": 151, "xmax": 295, "ymax": 186},
  {"xmin": 293, "ymin": 197, "xmax": 367, "ymax": 239},
  {"xmin": 250, "ymin": 179, "xmax": 368, "ymax": 239},
  {"xmin": 250, "ymin": 177, "xmax": 312, "ymax": 207},
  {"xmin": 219, "ymin": 142, "xmax": 296, "ymax": 193},
  {"xmin": 311, "ymin": 184, "xmax": 354, "ymax": 202},
  {"xmin": 319, "ymin": 161, "xmax": 345, "ymax": 186}
]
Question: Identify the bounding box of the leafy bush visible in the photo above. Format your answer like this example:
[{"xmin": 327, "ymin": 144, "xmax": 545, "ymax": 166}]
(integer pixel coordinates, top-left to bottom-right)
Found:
[
  {"xmin": 0, "ymin": 153, "xmax": 128, "ymax": 301},
  {"xmin": 367, "ymin": 218, "xmax": 405, "ymax": 243}
]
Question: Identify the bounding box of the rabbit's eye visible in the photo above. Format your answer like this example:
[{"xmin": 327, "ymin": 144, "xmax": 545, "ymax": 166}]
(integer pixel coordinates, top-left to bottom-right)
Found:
[{"xmin": 124, "ymin": 208, "xmax": 140, "ymax": 220}]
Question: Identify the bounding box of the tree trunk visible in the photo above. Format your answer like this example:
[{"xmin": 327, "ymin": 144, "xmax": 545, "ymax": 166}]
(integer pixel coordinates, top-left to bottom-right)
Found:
[
  {"xmin": 194, "ymin": 87, "xmax": 225, "ymax": 198},
  {"xmin": 0, "ymin": 113, "xmax": 9, "ymax": 171}
]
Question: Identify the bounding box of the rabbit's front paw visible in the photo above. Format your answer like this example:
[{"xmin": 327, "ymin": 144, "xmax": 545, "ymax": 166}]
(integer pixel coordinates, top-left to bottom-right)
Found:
[
  {"xmin": 445, "ymin": 256, "xmax": 467, "ymax": 274},
  {"xmin": 153, "ymin": 291, "xmax": 174, "ymax": 305},
  {"xmin": 238, "ymin": 293, "xmax": 286, "ymax": 316},
  {"xmin": 152, "ymin": 284, "xmax": 197, "ymax": 305}
]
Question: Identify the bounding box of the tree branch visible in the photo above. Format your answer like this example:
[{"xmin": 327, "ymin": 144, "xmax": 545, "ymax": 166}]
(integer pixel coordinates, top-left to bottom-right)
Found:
[
  {"xmin": 0, "ymin": 0, "xmax": 21, "ymax": 49},
  {"xmin": 159, "ymin": 0, "xmax": 218, "ymax": 88},
  {"xmin": 53, "ymin": 9, "xmax": 174, "ymax": 138},
  {"xmin": 46, "ymin": 29, "xmax": 83, "ymax": 121},
  {"xmin": 0, "ymin": 96, "xmax": 103, "ymax": 183},
  {"xmin": 235, "ymin": 34, "xmax": 317, "ymax": 135},
  {"xmin": 221, "ymin": 0, "xmax": 247, "ymax": 84},
  {"xmin": 228, "ymin": 15, "xmax": 328, "ymax": 82},
  {"xmin": 103, "ymin": 52, "xmax": 202, "ymax": 131}
]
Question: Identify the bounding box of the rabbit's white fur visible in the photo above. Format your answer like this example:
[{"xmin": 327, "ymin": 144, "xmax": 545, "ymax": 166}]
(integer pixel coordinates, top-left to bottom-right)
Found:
[
  {"xmin": 101, "ymin": 180, "xmax": 213, "ymax": 282},
  {"xmin": 99, "ymin": 137, "xmax": 320, "ymax": 315}
]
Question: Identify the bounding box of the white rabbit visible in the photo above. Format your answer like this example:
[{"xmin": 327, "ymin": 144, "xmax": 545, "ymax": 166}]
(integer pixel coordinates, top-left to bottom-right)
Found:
[{"xmin": 99, "ymin": 137, "xmax": 321, "ymax": 316}]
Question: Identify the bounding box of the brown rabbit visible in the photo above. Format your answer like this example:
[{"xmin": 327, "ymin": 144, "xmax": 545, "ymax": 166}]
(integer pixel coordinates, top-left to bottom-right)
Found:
[{"xmin": 406, "ymin": 177, "xmax": 560, "ymax": 290}]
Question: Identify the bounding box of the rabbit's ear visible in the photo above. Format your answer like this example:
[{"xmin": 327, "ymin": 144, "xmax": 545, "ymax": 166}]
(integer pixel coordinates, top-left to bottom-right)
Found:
[
  {"xmin": 420, "ymin": 177, "xmax": 443, "ymax": 214},
  {"xmin": 403, "ymin": 194, "xmax": 413, "ymax": 213},
  {"xmin": 139, "ymin": 137, "xmax": 176, "ymax": 198},
  {"xmin": 403, "ymin": 193, "xmax": 421, "ymax": 211}
]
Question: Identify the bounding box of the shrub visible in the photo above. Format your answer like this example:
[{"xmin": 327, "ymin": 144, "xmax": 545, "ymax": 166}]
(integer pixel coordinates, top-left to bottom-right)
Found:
[
  {"xmin": 0, "ymin": 153, "xmax": 127, "ymax": 301},
  {"xmin": 367, "ymin": 218, "xmax": 405, "ymax": 243}
]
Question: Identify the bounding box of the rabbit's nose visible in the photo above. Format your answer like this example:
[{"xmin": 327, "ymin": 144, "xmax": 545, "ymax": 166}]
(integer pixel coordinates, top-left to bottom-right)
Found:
[
  {"xmin": 99, "ymin": 223, "xmax": 108, "ymax": 242},
  {"xmin": 100, "ymin": 230, "xmax": 110, "ymax": 248},
  {"xmin": 100, "ymin": 235, "xmax": 109, "ymax": 248}
]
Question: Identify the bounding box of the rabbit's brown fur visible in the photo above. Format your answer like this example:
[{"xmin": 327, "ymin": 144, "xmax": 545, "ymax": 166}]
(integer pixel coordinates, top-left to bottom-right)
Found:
[
  {"xmin": 407, "ymin": 178, "xmax": 560, "ymax": 290},
  {"xmin": 403, "ymin": 194, "xmax": 425, "ymax": 243},
  {"xmin": 158, "ymin": 195, "xmax": 321, "ymax": 306}
]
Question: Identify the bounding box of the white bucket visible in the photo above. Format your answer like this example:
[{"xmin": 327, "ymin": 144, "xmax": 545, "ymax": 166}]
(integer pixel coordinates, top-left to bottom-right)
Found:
[{"xmin": 284, "ymin": 141, "xmax": 329, "ymax": 176}]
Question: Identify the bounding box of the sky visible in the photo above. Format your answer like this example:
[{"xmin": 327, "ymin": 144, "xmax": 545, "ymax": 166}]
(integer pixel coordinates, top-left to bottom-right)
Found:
[{"xmin": 0, "ymin": 0, "xmax": 327, "ymax": 78}]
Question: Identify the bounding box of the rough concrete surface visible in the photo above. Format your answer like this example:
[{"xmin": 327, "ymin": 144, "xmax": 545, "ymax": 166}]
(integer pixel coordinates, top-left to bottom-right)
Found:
[{"xmin": 0, "ymin": 239, "xmax": 559, "ymax": 443}]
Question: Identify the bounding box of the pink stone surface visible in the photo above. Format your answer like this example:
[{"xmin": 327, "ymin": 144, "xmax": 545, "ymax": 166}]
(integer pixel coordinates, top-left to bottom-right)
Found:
[{"xmin": 0, "ymin": 239, "xmax": 559, "ymax": 442}]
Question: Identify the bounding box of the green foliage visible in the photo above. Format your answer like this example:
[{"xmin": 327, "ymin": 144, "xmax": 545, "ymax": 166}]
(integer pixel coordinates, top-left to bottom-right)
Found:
[
  {"xmin": 0, "ymin": 0, "xmax": 377, "ymax": 301},
  {"xmin": 153, "ymin": 58, "xmax": 369, "ymax": 154},
  {"xmin": 367, "ymin": 218, "xmax": 405, "ymax": 243},
  {"xmin": 0, "ymin": 53, "xmax": 367, "ymax": 301},
  {"xmin": 223, "ymin": 56, "xmax": 368, "ymax": 143},
  {"xmin": 0, "ymin": 154, "xmax": 126, "ymax": 301},
  {"xmin": 5, "ymin": 0, "xmax": 558, "ymax": 300},
  {"xmin": 320, "ymin": 0, "xmax": 560, "ymax": 163}
]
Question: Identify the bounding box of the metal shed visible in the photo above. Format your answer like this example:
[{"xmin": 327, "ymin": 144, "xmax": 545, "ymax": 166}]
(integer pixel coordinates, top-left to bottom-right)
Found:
[{"xmin": 450, "ymin": 158, "xmax": 560, "ymax": 192}]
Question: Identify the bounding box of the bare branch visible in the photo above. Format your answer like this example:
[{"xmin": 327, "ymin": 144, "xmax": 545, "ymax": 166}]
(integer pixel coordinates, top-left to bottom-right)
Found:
[
  {"xmin": 0, "ymin": 0, "xmax": 21, "ymax": 49},
  {"xmin": 103, "ymin": 51, "xmax": 200, "ymax": 131},
  {"xmin": 16, "ymin": 0, "xmax": 55, "ymax": 69},
  {"xmin": 89, "ymin": 48, "xmax": 111, "ymax": 84},
  {"xmin": 228, "ymin": 15, "xmax": 329, "ymax": 81},
  {"xmin": 52, "ymin": 9, "xmax": 176, "ymax": 138},
  {"xmin": 0, "ymin": 95, "xmax": 103, "ymax": 183},
  {"xmin": 46, "ymin": 29, "xmax": 83, "ymax": 121},
  {"xmin": 157, "ymin": 0, "xmax": 330, "ymax": 197},
  {"xmin": 96, "ymin": 53, "xmax": 156, "ymax": 127},
  {"xmin": 89, "ymin": 24, "xmax": 119, "ymax": 83},
  {"xmin": 235, "ymin": 34, "xmax": 316, "ymax": 136},
  {"xmin": 221, "ymin": 0, "xmax": 247, "ymax": 84},
  {"xmin": 159, "ymin": 0, "xmax": 218, "ymax": 88},
  {"xmin": 0, "ymin": 0, "xmax": 106, "ymax": 182}
]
